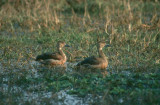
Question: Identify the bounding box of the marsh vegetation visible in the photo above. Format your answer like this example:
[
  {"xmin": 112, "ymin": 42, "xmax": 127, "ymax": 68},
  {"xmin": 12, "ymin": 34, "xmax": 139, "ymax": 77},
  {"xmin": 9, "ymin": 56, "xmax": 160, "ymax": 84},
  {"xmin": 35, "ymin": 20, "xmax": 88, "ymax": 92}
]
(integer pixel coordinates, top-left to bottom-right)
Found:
[{"xmin": 0, "ymin": 0, "xmax": 160, "ymax": 104}]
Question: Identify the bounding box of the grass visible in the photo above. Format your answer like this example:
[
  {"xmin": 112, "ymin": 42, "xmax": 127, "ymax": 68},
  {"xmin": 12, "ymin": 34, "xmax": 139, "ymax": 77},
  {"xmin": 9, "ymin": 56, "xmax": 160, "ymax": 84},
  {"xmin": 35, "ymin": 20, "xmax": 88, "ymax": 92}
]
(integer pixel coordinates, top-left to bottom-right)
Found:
[{"xmin": 0, "ymin": 0, "xmax": 160, "ymax": 104}]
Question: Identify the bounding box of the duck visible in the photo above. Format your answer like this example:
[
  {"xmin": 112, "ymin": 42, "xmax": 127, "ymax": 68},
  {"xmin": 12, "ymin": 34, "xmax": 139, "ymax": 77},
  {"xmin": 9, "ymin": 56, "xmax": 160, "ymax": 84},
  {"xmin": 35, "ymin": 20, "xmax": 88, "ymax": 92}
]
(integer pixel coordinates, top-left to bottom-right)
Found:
[
  {"xmin": 76, "ymin": 41, "xmax": 109, "ymax": 70},
  {"xmin": 36, "ymin": 41, "xmax": 69, "ymax": 66}
]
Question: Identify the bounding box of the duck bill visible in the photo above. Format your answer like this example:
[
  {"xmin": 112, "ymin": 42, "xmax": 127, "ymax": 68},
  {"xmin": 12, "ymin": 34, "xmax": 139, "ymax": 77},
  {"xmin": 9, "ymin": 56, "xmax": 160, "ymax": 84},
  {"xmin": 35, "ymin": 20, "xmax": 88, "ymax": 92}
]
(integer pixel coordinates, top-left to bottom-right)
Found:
[
  {"xmin": 65, "ymin": 44, "xmax": 70, "ymax": 47},
  {"xmin": 104, "ymin": 44, "xmax": 110, "ymax": 48}
]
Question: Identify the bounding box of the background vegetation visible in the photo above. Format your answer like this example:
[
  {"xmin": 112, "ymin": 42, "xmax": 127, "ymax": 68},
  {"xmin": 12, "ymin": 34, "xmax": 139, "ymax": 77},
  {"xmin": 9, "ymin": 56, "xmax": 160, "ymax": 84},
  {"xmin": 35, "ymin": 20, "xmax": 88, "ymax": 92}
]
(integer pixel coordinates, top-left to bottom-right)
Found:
[{"xmin": 0, "ymin": 0, "xmax": 160, "ymax": 104}]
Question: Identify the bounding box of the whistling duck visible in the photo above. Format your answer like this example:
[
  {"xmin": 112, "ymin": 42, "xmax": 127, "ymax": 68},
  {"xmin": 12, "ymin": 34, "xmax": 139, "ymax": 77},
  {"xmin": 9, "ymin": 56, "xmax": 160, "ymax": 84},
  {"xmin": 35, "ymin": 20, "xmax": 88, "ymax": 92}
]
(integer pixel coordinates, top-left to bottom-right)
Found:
[
  {"xmin": 76, "ymin": 41, "xmax": 109, "ymax": 69},
  {"xmin": 36, "ymin": 41, "xmax": 69, "ymax": 66}
]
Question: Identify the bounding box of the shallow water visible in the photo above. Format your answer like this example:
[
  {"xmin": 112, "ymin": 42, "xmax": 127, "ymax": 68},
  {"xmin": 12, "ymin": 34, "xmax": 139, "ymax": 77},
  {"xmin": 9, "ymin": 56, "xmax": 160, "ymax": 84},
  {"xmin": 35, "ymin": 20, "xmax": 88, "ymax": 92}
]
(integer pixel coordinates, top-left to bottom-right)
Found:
[
  {"xmin": 0, "ymin": 61, "xmax": 100, "ymax": 105},
  {"xmin": 1, "ymin": 81, "xmax": 94, "ymax": 105},
  {"xmin": 1, "ymin": 59, "xmax": 159, "ymax": 105},
  {"xmin": 0, "ymin": 63, "xmax": 3, "ymax": 73},
  {"xmin": 28, "ymin": 61, "xmax": 94, "ymax": 104},
  {"xmin": 21, "ymin": 89, "xmax": 93, "ymax": 105}
]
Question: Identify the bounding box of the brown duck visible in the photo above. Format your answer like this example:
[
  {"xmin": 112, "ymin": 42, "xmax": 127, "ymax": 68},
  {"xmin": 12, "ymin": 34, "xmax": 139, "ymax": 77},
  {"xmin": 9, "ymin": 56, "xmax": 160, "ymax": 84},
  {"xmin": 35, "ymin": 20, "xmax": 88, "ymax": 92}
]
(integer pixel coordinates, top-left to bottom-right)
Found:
[
  {"xmin": 36, "ymin": 41, "xmax": 69, "ymax": 66},
  {"xmin": 76, "ymin": 41, "xmax": 109, "ymax": 69}
]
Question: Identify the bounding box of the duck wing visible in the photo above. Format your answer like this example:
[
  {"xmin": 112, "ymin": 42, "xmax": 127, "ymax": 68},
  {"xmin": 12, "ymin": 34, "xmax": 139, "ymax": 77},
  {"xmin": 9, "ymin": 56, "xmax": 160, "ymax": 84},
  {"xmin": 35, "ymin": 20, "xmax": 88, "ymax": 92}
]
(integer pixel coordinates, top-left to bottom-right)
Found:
[
  {"xmin": 36, "ymin": 52, "xmax": 62, "ymax": 61},
  {"xmin": 77, "ymin": 56, "xmax": 101, "ymax": 66}
]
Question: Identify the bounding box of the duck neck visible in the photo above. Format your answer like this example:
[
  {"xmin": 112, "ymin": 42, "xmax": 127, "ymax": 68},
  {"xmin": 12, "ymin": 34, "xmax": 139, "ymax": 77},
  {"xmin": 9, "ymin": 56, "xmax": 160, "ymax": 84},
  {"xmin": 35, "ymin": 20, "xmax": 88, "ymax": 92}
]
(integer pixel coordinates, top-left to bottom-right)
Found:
[
  {"xmin": 98, "ymin": 48, "xmax": 106, "ymax": 59},
  {"xmin": 58, "ymin": 47, "xmax": 66, "ymax": 59},
  {"xmin": 58, "ymin": 47, "xmax": 64, "ymax": 55}
]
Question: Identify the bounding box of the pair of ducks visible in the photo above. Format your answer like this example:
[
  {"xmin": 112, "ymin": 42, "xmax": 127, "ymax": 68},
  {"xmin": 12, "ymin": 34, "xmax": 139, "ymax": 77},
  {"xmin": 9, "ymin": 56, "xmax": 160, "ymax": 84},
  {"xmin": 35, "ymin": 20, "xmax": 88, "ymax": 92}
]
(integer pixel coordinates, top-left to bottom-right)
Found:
[{"xmin": 36, "ymin": 41, "xmax": 109, "ymax": 69}]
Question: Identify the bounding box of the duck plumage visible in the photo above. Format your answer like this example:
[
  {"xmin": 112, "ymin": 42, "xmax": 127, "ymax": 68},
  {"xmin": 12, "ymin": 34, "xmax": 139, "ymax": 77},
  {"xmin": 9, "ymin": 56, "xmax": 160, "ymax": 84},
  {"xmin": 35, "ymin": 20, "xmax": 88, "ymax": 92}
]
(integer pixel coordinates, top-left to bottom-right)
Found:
[{"xmin": 36, "ymin": 41, "xmax": 69, "ymax": 66}]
